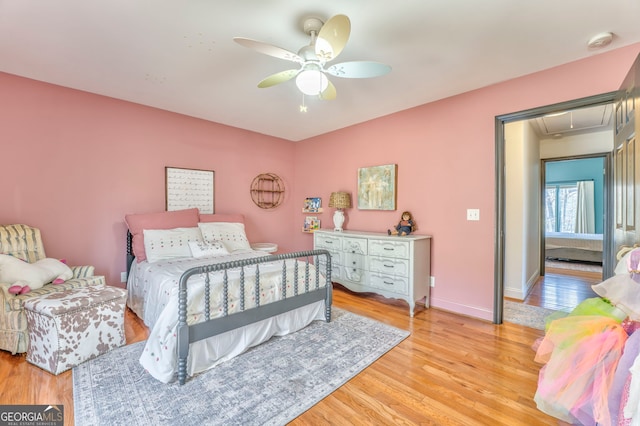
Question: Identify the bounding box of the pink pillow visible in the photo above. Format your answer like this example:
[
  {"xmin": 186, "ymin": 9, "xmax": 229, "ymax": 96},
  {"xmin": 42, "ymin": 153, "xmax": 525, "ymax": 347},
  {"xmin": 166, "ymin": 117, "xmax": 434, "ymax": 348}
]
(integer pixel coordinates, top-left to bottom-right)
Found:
[
  {"xmin": 125, "ymin": 208, "xmax": 199, "ymax": 262},
  {"xmin": 199, "ymin": 214, "xmax": 244, "ymax": 224}
]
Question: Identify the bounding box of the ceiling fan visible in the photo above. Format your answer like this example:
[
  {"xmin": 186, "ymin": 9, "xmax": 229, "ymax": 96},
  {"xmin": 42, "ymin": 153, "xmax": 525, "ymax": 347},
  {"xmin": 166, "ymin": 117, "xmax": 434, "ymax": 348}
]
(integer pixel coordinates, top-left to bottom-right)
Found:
[{"xmin": 233, "ymin": 14, "xmax": 391, "ymax": 100}]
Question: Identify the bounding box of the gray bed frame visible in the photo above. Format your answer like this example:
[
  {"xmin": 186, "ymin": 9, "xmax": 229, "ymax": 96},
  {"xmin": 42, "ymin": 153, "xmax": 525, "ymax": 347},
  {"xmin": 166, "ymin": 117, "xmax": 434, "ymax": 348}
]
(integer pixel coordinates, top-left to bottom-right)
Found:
[{"xmin": 126, "ymin": 232, "xmax": 332, "ymax": 385}]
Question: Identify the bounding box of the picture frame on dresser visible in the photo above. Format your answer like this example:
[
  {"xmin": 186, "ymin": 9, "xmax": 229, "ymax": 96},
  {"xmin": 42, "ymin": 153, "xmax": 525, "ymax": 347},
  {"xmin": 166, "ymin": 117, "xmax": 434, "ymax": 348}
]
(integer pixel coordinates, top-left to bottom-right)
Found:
[
  {"xmin": 165, "ymin": 166, "xmax": 215, "ymax": 214},
  {"xmin": 357, "ymin": 164, "xmax": 397, "ymax": 210}
]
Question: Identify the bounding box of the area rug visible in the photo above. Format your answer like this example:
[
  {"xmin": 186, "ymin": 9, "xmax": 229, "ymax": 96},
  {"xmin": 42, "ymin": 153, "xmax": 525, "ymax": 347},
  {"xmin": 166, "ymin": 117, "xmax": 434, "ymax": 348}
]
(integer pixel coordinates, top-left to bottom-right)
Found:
[
  {"xmin": 503, "ymin": 300, "xmax": 564, "ymax": 330},
  {"xmin": 73, "ymin": 308, "xmax": 409, "ymax": 426}
]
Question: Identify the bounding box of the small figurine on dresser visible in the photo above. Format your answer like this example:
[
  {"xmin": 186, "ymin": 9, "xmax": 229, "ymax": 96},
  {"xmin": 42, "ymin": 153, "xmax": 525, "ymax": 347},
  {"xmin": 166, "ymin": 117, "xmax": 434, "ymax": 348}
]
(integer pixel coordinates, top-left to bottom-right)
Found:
[{"xmin": 388, "ymin": 211, "xmax": 416, "ymax": 236}]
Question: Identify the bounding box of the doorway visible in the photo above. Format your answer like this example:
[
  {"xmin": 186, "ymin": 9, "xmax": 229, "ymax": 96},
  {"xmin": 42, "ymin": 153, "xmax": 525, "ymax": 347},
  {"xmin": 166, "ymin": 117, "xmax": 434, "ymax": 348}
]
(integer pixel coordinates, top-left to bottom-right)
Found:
[
  {"xmin": 494, "ymin": 92, "xmax": 617, "ymax": 324},
  {"xmin": 542, "ymin": 156, "xmax": 605, "ymax": 276}
]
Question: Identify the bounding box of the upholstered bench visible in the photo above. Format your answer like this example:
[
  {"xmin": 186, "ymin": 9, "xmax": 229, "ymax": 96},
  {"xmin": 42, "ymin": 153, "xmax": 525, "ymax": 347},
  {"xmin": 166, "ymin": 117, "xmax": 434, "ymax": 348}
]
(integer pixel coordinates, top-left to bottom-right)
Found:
[{"xmin": 23, "ymin": 285, "xmax": 127, "ymax": 375}]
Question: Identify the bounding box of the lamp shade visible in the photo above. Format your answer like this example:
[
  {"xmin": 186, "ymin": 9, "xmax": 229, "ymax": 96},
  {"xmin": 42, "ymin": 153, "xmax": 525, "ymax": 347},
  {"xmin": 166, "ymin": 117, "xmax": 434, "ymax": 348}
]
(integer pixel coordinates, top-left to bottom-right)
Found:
[{"xmin": 328, "ymin": 192, "xmax": 351, "ymax": 209}]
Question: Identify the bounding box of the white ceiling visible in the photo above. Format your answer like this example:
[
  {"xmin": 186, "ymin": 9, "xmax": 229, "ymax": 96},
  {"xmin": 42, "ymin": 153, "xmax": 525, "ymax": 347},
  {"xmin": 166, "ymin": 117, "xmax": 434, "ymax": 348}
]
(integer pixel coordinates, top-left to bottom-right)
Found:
[{"xmin": 1, "ymin": 1, "xmax": 639, "ymax": 142}]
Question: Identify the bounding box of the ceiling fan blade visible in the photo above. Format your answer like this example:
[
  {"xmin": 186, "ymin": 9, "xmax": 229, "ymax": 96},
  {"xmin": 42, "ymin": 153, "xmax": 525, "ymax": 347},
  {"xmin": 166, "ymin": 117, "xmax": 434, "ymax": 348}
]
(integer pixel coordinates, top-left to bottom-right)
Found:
[
  {"xmin": 257, "ymin": 69, "xmax": 299, "ymax": 88},
  {"xmin": 326, "ymin": 61, "xmax": 391, "ymax": 78},
  {"xmin": 233, "ymin": 37, "xmax": 302, "ymax": 63},
  {"xmin": 319, "ymin": 80, "xmax": 337, "ymax": 100},
  {"xmin": 316, "ymin": 15, "xmax": 350, "ymax": 61}
]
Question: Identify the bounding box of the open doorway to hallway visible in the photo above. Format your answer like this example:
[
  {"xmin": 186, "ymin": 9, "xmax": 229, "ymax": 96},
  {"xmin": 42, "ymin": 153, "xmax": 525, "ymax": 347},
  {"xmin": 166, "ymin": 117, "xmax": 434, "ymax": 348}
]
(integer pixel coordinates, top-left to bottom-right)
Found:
[
  {"xmin": 497, "ymin": 95, "xmax": 615, "ymax": 321},
  {"xmin": 530, "ymin": 156, "xmax": 605, "ymax": 311}
]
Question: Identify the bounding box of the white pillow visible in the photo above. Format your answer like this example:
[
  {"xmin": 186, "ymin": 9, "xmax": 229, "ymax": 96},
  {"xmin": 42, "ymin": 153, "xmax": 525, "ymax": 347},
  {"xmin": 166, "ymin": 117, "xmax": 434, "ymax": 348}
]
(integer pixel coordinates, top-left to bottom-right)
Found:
[
  {"xmin": 188, "ymin": 240, "xmax": 229, "ymax": 258},
  {"xmin": 0, "ymin": 254, "xmax": 73, "ymax": 289},
  {"xmin": 143, "ymin": 227, "xmax": 203, "ymax": 263},
  {"xmin": 198, "ymin": 222, "xmax": 251, "ymax": 252}
]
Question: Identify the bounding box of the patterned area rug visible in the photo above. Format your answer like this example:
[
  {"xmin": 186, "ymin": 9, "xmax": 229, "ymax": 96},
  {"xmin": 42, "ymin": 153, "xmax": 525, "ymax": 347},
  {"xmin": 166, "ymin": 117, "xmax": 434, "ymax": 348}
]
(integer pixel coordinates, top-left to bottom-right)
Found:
[
  {"xmin": 73, "ymin": 308, "xmax": 409, "ymax": 426},
  {"xmin": 503, "ymin": 300, "xmax": 564, "ymax": 330}
]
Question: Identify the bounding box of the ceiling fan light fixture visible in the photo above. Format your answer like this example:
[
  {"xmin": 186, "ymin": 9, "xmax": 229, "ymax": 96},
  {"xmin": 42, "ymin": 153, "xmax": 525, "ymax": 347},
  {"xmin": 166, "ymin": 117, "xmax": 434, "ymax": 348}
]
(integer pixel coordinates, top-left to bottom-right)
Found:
[
  {"xmin": 296, "ymin": 68, "xmax": 328, "ymax": 95},
  {"xmin": 235, "ymin": 14, "xmax": 389, "ymax": 101}
]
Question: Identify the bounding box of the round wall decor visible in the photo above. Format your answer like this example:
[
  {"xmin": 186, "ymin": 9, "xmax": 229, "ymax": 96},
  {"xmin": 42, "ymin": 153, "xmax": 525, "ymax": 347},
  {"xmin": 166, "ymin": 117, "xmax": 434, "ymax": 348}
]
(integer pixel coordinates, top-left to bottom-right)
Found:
[{"xmin": 250, "ymin": 173, "xmax": 285, "ymax": 209}]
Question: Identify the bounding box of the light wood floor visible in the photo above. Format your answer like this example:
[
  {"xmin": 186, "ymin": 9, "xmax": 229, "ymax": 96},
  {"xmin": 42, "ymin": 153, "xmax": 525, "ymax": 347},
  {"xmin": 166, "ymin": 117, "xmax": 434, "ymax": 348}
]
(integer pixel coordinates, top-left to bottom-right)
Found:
[
  {"xmin": 1, "ymin": 286, "xmax": 564, "ymax": 426},
  {"xmin": 520, "ymin": 263, "xmax": 602, "ymax": 312}
]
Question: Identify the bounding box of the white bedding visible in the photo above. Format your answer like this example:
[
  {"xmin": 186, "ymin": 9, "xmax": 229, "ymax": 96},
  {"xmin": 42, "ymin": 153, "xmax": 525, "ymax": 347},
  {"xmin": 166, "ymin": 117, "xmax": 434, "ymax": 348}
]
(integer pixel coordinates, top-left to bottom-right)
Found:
[{"xmin": 127, "ymin": 249, "xmax": 327, "ymax": 383}]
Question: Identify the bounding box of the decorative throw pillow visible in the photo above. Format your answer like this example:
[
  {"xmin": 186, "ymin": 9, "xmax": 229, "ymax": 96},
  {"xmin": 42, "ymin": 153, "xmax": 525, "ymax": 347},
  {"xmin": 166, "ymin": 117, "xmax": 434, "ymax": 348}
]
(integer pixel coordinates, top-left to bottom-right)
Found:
[
  {"xmin": 0, "ymin": 254, "xmax": 73, "ymax": 293},
  {"xmin": 188, "ymin": 240, "xmax": 229, "ymax": 258},
  {"xmin": 197, "ymin": 222, "xmax": 251, "ymax": 252},
  {"xmin": 143, "ymin": 227, "xmax": 203, "ymax": 263},
  {"xmin": 125, "ymin": 208, "xmax": 200, "ymax": 262}
]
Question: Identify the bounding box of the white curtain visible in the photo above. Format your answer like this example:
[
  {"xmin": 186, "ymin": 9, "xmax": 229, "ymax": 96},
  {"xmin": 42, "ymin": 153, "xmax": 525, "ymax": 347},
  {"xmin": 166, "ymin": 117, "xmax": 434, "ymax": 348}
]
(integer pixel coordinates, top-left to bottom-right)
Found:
[{"xmin": 574, "ymin": 180, "xmax": 595, "ymax": 233}]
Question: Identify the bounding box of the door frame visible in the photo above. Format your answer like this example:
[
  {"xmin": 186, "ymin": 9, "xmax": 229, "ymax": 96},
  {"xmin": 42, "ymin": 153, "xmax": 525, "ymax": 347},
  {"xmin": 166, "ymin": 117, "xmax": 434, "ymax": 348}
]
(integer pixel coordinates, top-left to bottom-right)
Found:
[{"xmin": 494, "ymin": 91, "xmax": 617, "ymax": 324}]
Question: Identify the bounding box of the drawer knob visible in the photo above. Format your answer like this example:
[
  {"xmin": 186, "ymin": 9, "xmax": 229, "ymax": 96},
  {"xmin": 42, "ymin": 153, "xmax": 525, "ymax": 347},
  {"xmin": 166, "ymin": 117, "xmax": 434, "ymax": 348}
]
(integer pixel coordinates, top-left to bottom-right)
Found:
[{"xmin": 383, "ymin": 281, "xmax": 393, "ymax": 285}]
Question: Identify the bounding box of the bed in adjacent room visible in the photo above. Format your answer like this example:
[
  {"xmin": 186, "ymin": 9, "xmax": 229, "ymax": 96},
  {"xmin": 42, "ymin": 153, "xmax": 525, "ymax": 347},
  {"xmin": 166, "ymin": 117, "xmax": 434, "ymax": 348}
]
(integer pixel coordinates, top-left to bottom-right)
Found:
[
  {"xmin": 124, "ymin": 208, "xmax": 332, "ymax": 384},
  {"xmin": 545, "ymin": 231, "xmax": 603, "ymax": 263}
]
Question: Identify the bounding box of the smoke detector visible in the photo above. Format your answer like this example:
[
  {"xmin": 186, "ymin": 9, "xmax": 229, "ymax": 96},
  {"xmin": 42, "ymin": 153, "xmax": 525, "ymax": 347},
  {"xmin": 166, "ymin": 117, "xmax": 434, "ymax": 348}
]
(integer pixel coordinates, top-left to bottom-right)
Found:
[{"xmin": 588, "ymin": 32, "xmax": 613, "ymax": 49}]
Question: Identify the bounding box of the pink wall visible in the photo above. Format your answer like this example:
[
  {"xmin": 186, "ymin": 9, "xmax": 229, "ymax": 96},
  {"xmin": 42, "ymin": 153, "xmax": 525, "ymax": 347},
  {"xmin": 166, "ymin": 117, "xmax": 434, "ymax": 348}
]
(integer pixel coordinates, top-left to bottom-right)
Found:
[
  {"xmin": 2, "ymin": 43, "xmax": 639, "ymax": 320},
  {"xmin": 1, "ymin": 73, "xmax": 296, "ymax": 286},
  {"xmin": 292, "ymin": 43, "xmax": 640, "ymax": 320}
]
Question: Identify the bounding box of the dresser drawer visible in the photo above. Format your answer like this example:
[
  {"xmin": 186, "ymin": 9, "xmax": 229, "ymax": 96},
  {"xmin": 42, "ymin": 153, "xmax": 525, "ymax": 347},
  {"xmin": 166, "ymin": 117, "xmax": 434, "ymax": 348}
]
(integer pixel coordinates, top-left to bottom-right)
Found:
[
  {"xmin": 317, "ymin": 249, "xmax": 342, "ymax": 267},
  {"xmin": 369, "ymin": 239, "xmax": 410, "ymax": 259},
  {"xmin": 343, "ymin": 252, "xmax": 365, "ymax": 270},
  {"xmin": 369, "ymin": 256, "xmax": 409, "ymax": 277},
  {"xmin": 343, "ymin": 237, "xmax": 367, "ymax": 255},
  {"xmin": 369, "ymin": 272, "xmax": 408, "ymax": 295},
  {"xmin": 314, "ymin": 233, "xmax": 342, "ymax": 250},
  {"xmin": 343, "ymin": 266, "xmax": 366, "ymax": 284},
  {"xmin": 319, "ymin": 263, "xmax": 342, "ymax": 281}
]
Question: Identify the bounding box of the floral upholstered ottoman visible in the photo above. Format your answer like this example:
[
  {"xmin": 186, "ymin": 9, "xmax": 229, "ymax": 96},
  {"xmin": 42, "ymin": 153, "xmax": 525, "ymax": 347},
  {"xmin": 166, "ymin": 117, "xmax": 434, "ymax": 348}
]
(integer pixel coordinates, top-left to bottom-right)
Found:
[{"xmin": 23, "ymin": 285, "xmax": 126, "ymax": 374}]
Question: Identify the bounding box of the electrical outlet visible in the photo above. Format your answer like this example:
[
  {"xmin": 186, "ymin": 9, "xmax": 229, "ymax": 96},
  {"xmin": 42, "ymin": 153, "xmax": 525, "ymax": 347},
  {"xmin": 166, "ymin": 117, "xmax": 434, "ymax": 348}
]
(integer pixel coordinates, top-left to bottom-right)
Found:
[
  {"xmin": 466, "ymin": 208, "xmax": 480, "ymax": 221},
  {"xmin": 120, "ymin": 272, "xmax": 127, "ymax": 283},
  {"xmin": 430, "ymin": 276, "xmax": 435, "ymax": 287}
]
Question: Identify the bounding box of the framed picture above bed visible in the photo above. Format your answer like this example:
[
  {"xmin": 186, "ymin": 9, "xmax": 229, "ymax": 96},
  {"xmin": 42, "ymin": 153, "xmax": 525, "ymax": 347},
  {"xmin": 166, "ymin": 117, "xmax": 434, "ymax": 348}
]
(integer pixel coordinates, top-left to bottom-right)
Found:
[{"xmin": 165, "ymin": 167, "xmax": 215, "ymax": 214}]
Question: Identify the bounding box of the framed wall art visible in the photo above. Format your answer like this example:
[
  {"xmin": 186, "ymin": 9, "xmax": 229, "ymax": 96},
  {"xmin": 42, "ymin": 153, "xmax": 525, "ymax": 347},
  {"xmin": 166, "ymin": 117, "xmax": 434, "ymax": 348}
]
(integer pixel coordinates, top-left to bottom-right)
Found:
[
  {"xmin": 357, "ymin": 164, "xmax": 397, "ymax": 210},
  {"xmin": 165, "ymin": 166, "xmax": 215, "ymax": 214}
]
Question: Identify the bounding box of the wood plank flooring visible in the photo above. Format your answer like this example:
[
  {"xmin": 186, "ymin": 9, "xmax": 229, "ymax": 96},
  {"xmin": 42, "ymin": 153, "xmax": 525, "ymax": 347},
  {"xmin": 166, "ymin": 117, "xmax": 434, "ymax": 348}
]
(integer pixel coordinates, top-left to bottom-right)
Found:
[
  {"xmin": 0, "ymin": 286, "xmax": 564, "ymax": 425},
  {"xmin": 521, "ymin": 264, "xmax": 602, "ymax": 312}
]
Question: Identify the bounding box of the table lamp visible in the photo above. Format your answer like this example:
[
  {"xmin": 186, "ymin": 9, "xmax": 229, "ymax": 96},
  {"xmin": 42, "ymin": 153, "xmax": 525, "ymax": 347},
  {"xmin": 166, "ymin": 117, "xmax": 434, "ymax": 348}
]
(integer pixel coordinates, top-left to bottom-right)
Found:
[{"xmin": 328, "ymin": 192, "xmax": 351, "ymax": 232}]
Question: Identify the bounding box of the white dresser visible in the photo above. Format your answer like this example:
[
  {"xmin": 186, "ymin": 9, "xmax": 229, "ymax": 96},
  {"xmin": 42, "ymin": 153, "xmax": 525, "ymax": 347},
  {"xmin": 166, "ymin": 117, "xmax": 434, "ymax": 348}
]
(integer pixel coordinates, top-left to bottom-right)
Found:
[{"xmin": 313, "ymin": 229, "xmax": 431, "ymax": 316}]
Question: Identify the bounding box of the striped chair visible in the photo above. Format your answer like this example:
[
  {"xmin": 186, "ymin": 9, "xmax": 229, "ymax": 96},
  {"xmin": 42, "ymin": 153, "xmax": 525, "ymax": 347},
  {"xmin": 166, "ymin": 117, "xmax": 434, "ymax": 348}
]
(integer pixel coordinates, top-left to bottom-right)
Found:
[{"xmin": 0, "ymin": 224, "xmax": 106, "ymax": 354}]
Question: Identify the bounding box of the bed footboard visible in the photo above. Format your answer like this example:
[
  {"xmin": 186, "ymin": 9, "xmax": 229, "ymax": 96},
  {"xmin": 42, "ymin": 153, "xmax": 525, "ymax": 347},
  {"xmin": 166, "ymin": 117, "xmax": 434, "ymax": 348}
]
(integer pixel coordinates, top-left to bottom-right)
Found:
[{"xmin": 176, "ymin": 249, "xmax": 332, "ymax": 385}]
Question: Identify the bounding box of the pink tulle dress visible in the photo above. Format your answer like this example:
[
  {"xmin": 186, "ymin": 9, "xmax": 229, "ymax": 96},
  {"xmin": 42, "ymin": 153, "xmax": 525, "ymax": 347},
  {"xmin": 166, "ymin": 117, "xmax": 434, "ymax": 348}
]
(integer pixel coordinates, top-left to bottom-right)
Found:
[{"xmin": 534, "ymin": 299, "xmax": 628, "ymax": 425}]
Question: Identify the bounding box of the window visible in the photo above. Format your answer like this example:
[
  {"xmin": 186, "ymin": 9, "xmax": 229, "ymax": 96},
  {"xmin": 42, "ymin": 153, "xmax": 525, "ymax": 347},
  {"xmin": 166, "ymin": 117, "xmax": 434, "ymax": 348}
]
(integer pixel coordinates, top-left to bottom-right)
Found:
[{"xmin": 545, "ymin": 183, "xmax": 578, "ymax": 233}]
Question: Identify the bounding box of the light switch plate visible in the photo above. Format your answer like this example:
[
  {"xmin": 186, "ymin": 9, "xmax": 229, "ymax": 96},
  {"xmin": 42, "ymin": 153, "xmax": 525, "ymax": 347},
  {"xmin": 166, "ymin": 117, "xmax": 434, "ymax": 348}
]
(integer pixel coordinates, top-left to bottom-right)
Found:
[{"xmin": 467, "ymin": 209, "xmax": 480, "ymax": 221}]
